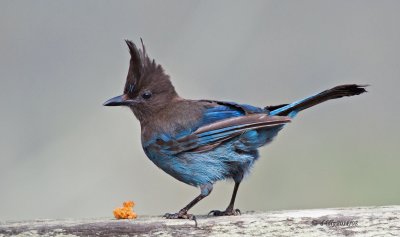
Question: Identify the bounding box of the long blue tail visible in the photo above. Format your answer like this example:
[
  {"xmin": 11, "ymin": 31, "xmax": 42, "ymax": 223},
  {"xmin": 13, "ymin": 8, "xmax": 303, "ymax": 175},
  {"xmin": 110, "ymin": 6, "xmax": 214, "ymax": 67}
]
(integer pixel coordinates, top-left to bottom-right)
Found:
[{"xmin": 268, "ymin": 84, "xmax": 367, "ymax": 118}]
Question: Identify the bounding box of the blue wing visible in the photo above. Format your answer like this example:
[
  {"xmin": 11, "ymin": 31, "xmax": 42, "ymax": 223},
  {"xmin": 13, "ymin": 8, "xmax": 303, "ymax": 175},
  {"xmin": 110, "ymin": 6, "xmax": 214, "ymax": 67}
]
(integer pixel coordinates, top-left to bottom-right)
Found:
[{"xmin": 146, "ymin": 102, "xmax": 290, "ymax": 155}]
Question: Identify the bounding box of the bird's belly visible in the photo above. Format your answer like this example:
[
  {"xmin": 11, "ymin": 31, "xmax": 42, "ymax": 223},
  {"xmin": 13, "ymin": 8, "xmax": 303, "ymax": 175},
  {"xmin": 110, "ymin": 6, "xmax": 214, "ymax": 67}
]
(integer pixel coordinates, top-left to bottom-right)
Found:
[
  {"xmin": 142, "ymin": 126, "xmax": 285, "ymax": 187},
  {"xmin": 144, "ymin": 141, "xmax": 259, "ymax": 187}
]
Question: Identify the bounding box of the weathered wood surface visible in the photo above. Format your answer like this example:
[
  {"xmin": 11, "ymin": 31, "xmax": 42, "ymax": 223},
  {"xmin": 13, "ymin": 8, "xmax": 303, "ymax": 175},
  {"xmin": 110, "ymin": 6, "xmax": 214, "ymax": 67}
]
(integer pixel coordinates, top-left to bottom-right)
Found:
[{"xmin": 0, "ymin": 206, "xmax": 399, "ymax": 236}]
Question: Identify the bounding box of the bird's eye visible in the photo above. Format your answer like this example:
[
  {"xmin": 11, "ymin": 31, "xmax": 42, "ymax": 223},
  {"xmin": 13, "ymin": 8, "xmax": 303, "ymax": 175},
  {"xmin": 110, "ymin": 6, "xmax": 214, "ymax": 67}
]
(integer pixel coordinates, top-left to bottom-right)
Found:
[{"xmin": 142, "ymin": 91, "xmax": 152, "ymax": 100}]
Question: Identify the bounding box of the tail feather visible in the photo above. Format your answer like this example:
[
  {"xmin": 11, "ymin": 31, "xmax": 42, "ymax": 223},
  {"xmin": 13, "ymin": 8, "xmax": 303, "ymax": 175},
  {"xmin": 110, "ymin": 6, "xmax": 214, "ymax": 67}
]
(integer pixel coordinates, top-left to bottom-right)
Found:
[{"xmin": 268, "ymin": 84, "xmax": 368, "ymax": 116}]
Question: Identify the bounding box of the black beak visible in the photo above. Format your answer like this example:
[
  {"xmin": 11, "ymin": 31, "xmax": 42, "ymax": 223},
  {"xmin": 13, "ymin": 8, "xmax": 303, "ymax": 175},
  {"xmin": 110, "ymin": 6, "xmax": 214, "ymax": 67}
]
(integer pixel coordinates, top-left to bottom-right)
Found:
[{"xmin": 103, "ymin": 95, "xmax": 133, "ymax": 106}]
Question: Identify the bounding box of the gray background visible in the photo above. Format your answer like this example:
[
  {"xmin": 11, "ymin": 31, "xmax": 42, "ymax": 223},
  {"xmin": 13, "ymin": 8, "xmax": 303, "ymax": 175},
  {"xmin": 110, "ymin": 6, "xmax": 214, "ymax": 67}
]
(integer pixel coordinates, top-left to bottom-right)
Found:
[{"xmin": 1, "ymin": 0, "xmax": 399, "ymax": 221}]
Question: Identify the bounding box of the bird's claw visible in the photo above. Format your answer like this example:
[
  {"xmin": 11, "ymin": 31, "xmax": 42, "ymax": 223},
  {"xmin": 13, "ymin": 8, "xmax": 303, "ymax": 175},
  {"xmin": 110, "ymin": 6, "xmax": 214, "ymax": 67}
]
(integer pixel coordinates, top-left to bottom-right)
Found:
[
  {"xmin": 163, "ymin": 211, "xmax": 198, "ymax": 227},
  {"xmin": 208, "ymin": 208, "xmax": 241, "ymax": 216}
]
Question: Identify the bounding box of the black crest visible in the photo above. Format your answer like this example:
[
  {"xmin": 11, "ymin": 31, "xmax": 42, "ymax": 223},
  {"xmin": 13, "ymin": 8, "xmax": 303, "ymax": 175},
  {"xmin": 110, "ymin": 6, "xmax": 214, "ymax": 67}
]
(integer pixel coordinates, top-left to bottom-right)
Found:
[
  {"xmin": 125, "ymin": 39, "xmax": 142, "ymax": 80},
  {"xmin": 124, "ymin": 39, "xmax": 161, "ymax": 96}
]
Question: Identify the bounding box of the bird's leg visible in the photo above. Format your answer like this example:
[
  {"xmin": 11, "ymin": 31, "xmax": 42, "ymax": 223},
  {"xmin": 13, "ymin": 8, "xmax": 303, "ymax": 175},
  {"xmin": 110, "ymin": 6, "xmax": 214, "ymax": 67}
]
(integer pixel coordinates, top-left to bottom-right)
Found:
[
  {"xmin": 164, "ymin": 183, "xmax": 212, "ymax": 227},
  {"xmin": 209, "ymin": 181, "xmax": 241, "ymax": 216},
  {"xmin": 164, "ymin": 194, "xmax": 205, "ymax": 226}
]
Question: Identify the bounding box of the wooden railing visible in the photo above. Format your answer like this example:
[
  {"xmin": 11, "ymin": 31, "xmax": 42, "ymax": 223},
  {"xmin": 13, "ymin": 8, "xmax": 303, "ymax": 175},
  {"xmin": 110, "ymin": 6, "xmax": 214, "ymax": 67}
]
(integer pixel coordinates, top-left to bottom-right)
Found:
[{"xmin": 0, "ymin": 206, "xmax": 399, "ymax": 236}]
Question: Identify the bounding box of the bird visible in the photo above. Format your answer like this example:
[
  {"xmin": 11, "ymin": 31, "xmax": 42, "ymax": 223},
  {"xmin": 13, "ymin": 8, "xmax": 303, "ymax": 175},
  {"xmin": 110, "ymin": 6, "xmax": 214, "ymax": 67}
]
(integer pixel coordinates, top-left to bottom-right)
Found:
[{"xmin": 104, "ymin": 39, "xmax": 367, "ymax": 224}]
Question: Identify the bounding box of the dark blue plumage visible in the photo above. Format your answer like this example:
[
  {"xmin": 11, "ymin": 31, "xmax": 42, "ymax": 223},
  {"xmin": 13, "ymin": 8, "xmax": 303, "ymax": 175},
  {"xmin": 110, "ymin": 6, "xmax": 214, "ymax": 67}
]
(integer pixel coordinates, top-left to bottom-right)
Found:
[{"xmin": 104, "ymin": 40, "xmax": 367, "ymax": 224}]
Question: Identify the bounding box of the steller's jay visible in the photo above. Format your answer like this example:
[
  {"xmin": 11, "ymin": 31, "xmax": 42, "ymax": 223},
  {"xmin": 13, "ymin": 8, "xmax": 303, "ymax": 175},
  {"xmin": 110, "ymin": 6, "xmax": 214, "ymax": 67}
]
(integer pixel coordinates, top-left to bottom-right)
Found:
[{"xmin": 104, "ymin": 39, "xmax": 367, "ymax": 224}]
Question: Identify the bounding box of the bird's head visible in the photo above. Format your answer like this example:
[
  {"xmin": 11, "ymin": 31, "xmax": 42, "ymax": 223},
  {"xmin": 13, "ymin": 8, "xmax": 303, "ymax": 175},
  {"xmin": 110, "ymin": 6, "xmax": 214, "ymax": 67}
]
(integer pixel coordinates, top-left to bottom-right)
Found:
[{"xmin": 104, "ymin": 39, "xmax": 179, "ymax": 122}]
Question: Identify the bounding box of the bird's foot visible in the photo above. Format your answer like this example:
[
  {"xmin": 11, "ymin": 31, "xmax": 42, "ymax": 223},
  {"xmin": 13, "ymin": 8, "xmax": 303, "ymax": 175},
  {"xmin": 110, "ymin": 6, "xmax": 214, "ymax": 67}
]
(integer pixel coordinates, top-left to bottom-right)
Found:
[
  {"xmin": 163, "ymin": 210, "xmax": 198, "ymax": 227},
  {"xmin": 208, "ymin": 208, "xmax": 241, "ymax": 216}
]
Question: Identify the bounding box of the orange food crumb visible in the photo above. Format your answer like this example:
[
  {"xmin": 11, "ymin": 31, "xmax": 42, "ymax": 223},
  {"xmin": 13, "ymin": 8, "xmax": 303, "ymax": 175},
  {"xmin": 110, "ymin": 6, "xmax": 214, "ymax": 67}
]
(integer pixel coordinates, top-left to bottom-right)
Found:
[{"xmin": 113, "ymin": 201, "xmax": 137, "ymax": 219}]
